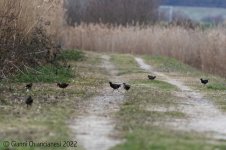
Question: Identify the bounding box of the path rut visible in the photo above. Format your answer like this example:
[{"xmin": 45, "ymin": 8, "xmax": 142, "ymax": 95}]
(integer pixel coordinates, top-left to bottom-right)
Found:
[
  {"xmin": 135, "ymin": 57, "xmax": 226, "ymax": 139},
  {"xmin": 70, "ymin": 55, "xmax": 124, "ymax": 150}
]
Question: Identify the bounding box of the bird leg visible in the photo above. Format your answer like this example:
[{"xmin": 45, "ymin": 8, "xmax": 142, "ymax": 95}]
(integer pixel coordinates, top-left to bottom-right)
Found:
[
  {"xmin": 62, "ymin": 89, "xmax": 66, "ymax": 96},
  {"xmin": 118, "ymin": 90, "xmax": 124, "ymax": 94}
]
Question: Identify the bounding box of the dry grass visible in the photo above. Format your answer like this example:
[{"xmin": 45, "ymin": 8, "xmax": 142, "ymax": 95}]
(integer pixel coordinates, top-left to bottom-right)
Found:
[
  {"xmin": 0, "ymin": 0, "xmax": 64, "ymax": 77},
  {"xmin": 63, "ymin": 24, "xmax": 226, "ymax": 78},
  {"xmin": 0, "ymin": 0, "xmax": 64, "ymax": 39}
]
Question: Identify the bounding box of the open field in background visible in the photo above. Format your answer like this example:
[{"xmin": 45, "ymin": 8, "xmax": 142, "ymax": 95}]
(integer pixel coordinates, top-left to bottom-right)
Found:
[
  {"xmin": 175, "ymin": 6, "xmax": 226, "ymax": 22},
  {"xmin": 63, "ymin": 24, "xmax": 226, "ymax": 78},
  {"xmin": 160, "ymin": 6, "xmax": 226, "ymax": 22}
]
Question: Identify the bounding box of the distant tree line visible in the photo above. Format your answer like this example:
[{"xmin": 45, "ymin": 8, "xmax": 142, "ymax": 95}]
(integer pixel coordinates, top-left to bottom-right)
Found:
[
  {"xmin": 161, "ymin": 0, "xmax": 226, "ymax": 8},
  {"xmin": 65, "ymin": 0, "xmax": 159, "ymax": 26}
]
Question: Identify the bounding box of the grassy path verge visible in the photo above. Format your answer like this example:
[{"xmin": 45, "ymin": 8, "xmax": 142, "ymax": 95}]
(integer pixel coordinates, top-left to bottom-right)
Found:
[
  {"xmin": 143, "ymin": 55, "xmax": 226, "ymax": 113},
  {"xmin": 0, "ymin": 51, "xmax": 106, "ymax": 150},
  {"xmin": 136, "ymin": 57, "xmax": 226, "ymax": 139},
  {"xmin": 1, "ymin": 51, "xmax": 226, "ymax": 150},
  {"xmin": 110, "ymin": 54, "xmax": 226, "ymax": 150}
]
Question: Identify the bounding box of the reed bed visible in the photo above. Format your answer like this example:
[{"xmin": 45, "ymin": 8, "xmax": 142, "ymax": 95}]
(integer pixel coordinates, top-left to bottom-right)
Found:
[
  {"xmin": 64, "ymin": 24, "xmax": 226, "ymax": 77},
  {"xmin": 0, "ymin": 0, "xmax": 64, "ymax": 77}
]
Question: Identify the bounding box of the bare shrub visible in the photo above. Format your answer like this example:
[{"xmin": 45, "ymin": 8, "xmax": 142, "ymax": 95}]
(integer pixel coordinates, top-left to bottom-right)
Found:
[{"xmin": 63, "ymin": 24, "xmax": 226, "ymax": 77}]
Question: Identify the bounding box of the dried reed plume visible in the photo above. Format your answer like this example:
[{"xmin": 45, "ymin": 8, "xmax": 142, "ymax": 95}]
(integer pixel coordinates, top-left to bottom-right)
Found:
[
  {"xmin": 0, "ymin": 0, "xmax": 65, "ymax": 77},
  {"xmin": 63, "ymin": 24, "xmax": 226, "ymax": 77}
]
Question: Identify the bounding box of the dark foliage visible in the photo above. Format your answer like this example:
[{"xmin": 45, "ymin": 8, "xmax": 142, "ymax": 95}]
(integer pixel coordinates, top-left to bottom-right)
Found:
[{"xmin": 65, "ymin": 0, "xmax": 159, "ymax": 26}]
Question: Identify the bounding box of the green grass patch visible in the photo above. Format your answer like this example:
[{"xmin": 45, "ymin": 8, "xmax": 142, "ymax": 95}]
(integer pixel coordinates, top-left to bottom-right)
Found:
[
  {"xmin": 111, "ymin": 54, "xmax": 144, "ymax": 75},
  {"xmin": 143, "ymin": 55, "xmax": 198, "ymax": 74},
  {"xmin": 207, "ymin": 83, "xmax": 226, "ymax": 91},
  {"xmin": 113, "ymin": 128, "xmax": 225, "ymax": 150},
  {"xmin": 7, "ymin": 50, "xmax": 85, "ymax": 83},
  {"xmin": 57, "ymin": 50, "xmax": 85, "ymax": 61},
  {"xmin": 116, "ymin": 85, "xmax": 183, "ymax": 129},
  {"xmin": 11, "ymin": 65, "xmax": 73, "ymax": 83},
  {"xmin": 132, "ymin": 79, "xmax": 177, "ymax": 91},
  {"xmin": 0, "ymin": 103, "xmax": 73, "ymax": 150}
]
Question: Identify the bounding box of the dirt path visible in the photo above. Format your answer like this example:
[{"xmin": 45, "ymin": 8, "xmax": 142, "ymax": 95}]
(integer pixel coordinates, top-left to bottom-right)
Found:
[
  {"xmin": 135, "ymin": 57, "xmax": 226, "ymax": 140},
  {"xmin": 70, "ymin": 55, "xmax": 124, "ymax": 150}
]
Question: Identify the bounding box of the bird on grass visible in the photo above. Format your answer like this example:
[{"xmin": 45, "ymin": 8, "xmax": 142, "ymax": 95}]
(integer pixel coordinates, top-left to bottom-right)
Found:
[
  {"xmin": 25, "ymin": 83, "xmax": 33, "ymax": 91},
  {"xmin": 26, "ymin": 96, "xmax": 33, "ymax": 108},
  {"xmin": 123, "ymin": 83, "xmax": 130, "ymax": 91},
  {"xmin": 109, "ymin": 82, "xmax": 121, "ymax": 91},
  {"xmin": 57, "ymin": 83, "xmax": 69, "ymax": 89},
  {"xmin": 148, "ymin": 75, "xmax": 156, "ymax": 80},
  {"xmin": 200, "ymin": 78, "xmax": 208, "ymax": 85}
]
